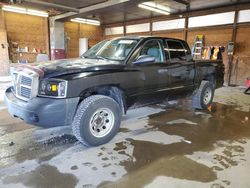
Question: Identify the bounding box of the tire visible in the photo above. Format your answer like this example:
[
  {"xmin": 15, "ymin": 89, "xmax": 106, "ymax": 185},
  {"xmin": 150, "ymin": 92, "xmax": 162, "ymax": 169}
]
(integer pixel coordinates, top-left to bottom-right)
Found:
[
  {"xmin": 192, "ymin": 81, "xmax": 215, "ymax": 110},
  {"xmin": 72, "ymin": 95, "xmax": 121, "ymax": 146}
]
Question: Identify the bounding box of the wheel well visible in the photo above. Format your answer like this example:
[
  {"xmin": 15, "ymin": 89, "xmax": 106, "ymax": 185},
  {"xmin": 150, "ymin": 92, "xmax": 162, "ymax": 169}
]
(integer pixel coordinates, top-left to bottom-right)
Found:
[
  {"xmin": 203, "ymin": 75, "xmax": 216, "ymax": 88},
  {"xmin": 79, "ymin": 86, "xmax": 127, "ymax": 115}
]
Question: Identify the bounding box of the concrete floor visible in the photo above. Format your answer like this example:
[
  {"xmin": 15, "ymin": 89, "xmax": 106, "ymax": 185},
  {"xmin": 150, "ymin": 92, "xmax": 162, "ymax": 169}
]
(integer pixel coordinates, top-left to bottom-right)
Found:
[{"xmin": 0, "ymin": 81, "xmax": 249, "ymax": 188}]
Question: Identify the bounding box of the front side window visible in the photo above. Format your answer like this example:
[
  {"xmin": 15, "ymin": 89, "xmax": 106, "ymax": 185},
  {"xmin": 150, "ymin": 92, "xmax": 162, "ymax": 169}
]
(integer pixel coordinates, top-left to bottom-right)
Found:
[
  {"xmin": 133, "ymin": 40, "xmax": 164, "ymax": 63},
  {"xmin": 165, "ymin": 40, "xmax": 187, "ymax": 62}
]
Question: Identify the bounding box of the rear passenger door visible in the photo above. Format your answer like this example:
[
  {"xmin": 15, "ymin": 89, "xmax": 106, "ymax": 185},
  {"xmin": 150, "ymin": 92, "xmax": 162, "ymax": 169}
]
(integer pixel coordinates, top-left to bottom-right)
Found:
[{"xmin": 164, "ymin": 39, "xmax": 195, "ymax": 90}]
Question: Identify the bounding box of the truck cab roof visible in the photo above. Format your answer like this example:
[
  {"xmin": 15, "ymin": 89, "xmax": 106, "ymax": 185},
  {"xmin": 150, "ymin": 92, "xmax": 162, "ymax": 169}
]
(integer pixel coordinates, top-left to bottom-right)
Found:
[{"xmin": 112, "ymin": 36, "xmax": 185, "ymax": 43}]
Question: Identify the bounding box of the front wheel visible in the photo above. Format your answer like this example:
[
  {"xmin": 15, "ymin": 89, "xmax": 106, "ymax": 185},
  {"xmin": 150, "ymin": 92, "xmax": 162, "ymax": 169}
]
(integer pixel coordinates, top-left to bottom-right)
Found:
[
  {"xmin": 72, "ymin": 95, "xmax": 121, "ymax": 146},
  {"xmin": 192, "ymin": 81, "xmax": 215, "ymax": 110}
]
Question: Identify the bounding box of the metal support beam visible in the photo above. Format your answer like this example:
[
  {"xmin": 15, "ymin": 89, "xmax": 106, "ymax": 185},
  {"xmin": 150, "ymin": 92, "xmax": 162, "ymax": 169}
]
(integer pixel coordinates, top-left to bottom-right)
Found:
[
  {"xmin": 231, "ymin": 10, "xmax": 239, "ymax": 43},
  {"xmin": 24, "ymin": 0, "xmax": 79, "ymax": 12},
  {"xmin": 184, "ymin": 16, "xmax": 188, "ymax": 41},
  {"xmin": 228, "ymin": 10, "xmax": 239, "ymax": 86},
  {"xmin": 123, "ymin": 12, "xmax": 126, "ymax": 36},
  {"xmin": 150, "ymin": 12, "xmax": 153, "ymax": 36},
  {"xmin": 52, "ymin": 0, "xmax": 130, "ymax": 21},
  {"xmin": 184, "ymin": 3, "xmax": 190, "ymax": 41},
  {"xmin": 78, "ymin": 0, "xmax": 129, "ymax": 14},
  {"xmin": 53, "ymin": 12, "xmax": 77, "ymax": 21},
  {"xmin": 172, "ymin": 0, "xmax": 189, "ymax": 5}
]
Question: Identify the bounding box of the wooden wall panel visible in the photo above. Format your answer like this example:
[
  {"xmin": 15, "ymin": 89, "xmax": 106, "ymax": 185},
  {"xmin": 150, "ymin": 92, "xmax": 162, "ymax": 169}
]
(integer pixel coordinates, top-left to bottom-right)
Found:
[
  {"xmin": 233, "ymin": 25, "xmax": 250, "ymax": 85},
  {"xmin": 0, "ymin": 31, "xmax": 10, "ymax": 76},
  {"xmin": 5, "ymin": 12, "xmax": 49, "ymax": 63},
  {"xmin": 64, "ymin": 22, "xmax": 103, "ymax": 58},
  {"xmin": 64, "ymin": 22, "xmax": 79, "ymax": 58},
  {"xmin": 235, "ymin": 26, "xmax": 250, "ymax": 56},
  {"xmin": 0, "ymin": 10, "xmax": 10, "ymax": 76},
  {"xmin": 153, "ymin": 30, "xmax": 184, "ymax": 40},
  {"xmin": 80, "ymin": 23, "xmax": 103, "ymax": 47},
  {"xmin": 0, "ymin": 10, "xmax": 5, "ymax": 30},
  {"xmin": 187, "ymin": 28, "xmax": 232, "ymax": 49},
  {"xmin": 104, "ymin": 34, "xmax": 124, "ymax": 40},
  {"xmin": 126, "ymin": 32, "xmax": 151, "ymax": 36},
  {"xmin": 186, "ymin": 26, "xmax": 250, "ymax": 85},
  {"xmin": 104, "ymin": 32, "xmax": 151, "ymax": 40},
  {"xmin": 187, "ymin": 27, "xmax": 232, "ymax": 83}
]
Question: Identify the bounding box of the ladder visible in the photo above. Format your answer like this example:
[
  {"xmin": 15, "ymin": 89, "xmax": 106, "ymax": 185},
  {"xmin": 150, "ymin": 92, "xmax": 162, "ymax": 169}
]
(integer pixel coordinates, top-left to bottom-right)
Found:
[{"xmin": 192, "ymin": 35, "xmax": 204, "ymax": 60}]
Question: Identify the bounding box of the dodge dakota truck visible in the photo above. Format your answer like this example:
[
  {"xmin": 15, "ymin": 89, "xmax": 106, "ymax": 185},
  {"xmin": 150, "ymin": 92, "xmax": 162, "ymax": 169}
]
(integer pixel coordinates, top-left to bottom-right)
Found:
[{"xmin": 4, "ymin": 36, "xmax": 224, "ymax": 146}]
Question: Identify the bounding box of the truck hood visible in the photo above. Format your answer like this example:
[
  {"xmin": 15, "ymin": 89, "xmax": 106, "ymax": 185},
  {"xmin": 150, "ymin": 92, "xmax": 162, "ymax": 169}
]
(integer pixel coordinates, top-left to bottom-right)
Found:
[{"xmin": 19, "ymin": 58, "xmax": 125, "ymax": 78}]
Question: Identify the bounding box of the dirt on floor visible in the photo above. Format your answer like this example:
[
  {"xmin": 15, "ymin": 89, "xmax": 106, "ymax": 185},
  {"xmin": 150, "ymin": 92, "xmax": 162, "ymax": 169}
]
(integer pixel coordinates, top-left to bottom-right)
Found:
[{"xmin": 0, "ymin": 85, "xmax": 249, "ymax": 188}]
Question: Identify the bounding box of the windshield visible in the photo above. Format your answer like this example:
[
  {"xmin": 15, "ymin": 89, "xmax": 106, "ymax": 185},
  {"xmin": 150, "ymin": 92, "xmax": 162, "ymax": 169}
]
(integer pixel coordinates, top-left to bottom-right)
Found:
[
  {"xmin": 82, "ymin": 38, "xmax": 139, "ymax": 61},
  {"xmin": 81, "ymin": 40, "xmax": 109, "ymax": 59}
]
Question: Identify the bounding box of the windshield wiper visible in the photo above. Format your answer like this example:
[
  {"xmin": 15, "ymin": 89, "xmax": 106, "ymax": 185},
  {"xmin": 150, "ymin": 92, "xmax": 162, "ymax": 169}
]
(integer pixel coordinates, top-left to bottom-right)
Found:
[
  {"xmin": 82, "ymin": 54, "xmax": 108, "ymax": 60},
  {"xmin": 95, "ymin": 55, "xmax": 108, "ymax": 61}
]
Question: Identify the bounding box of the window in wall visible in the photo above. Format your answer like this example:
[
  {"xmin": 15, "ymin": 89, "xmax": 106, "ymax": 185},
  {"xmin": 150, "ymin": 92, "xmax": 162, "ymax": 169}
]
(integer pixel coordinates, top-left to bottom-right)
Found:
[
  {"xmin": 189, "ymin": 12, "xmax": 235, "ymax": 28},
  {"xmin": 105, "ymin": 26, "xmax": 124, "ymax": 35},
  {"xmin": 152, "ymin": 18, "xmax": 185, "ymax": 31},
  {"xmin": 126, "ymin": 23, "xmax": 150, "ymax": 34},
  {"xmin": 238, "ymin": 9, "xmax": 250, "ymax": 23}
]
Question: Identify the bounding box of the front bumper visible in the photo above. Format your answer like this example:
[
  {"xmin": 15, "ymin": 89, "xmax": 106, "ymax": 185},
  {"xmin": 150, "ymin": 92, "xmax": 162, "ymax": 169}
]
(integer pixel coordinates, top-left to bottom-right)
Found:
[{"xmin": 4, "ymin": 87, "xmax": 79, "ymax": 128}]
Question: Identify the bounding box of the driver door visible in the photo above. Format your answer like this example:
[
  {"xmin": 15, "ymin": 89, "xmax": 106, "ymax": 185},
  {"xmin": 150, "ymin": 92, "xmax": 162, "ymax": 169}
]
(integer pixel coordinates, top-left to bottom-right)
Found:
[{"xmin": 128, "ymin": 39, "xmax": 168, "ymax": 95}]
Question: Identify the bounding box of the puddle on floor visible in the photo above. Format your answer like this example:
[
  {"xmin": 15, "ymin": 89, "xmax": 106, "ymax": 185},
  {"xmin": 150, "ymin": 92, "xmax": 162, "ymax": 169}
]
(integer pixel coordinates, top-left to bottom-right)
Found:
[
  {"xmin": 0, "ymin": 102, "xmax": 250, "ymax": 188},
  {"xmin": 3, "ymin": 164, "xmax": 78, "ymax": 188},
  {"xmin": 99, "ymin": 103, "xmax": 250, "ymax": 187},
  {"xmin": 15, "ymin": 134, "xmax": 78, "ymax": 163}
]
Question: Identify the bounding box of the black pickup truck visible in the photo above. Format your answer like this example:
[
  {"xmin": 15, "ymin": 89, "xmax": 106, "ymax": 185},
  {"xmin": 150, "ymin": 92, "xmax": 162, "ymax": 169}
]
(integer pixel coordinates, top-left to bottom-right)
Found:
[{"xmin": 4, "ymin": 36, "xmax": 224, "ymax": 146}]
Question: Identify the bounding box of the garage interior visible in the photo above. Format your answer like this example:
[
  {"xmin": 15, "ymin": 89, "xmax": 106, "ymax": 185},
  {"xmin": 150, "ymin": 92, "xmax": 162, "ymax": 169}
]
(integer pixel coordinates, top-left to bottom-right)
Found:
[{"xmin": 0, "ymin": 0, "xmax": 250, "ymax": 187}]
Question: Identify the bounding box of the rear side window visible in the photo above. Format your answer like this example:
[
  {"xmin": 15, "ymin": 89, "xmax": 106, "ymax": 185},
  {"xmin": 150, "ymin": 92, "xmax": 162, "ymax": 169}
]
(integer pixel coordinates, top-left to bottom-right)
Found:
[{"xmin": 165, "ymin": 40, "xmax": 187, "ymax": 62}]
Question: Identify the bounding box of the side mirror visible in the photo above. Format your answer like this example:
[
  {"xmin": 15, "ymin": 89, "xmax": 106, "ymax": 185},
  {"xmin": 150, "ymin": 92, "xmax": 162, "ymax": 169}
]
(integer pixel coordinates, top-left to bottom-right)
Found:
[{"xmin": 133, "ymin": 55, "xmax": 155, "ymax": 65}]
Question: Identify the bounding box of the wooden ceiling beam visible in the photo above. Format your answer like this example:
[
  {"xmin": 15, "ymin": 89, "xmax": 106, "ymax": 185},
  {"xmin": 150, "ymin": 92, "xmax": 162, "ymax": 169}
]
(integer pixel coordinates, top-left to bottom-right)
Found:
[
  {"xmin": 52, "ymin": 0, "xmax": 130, "ymax": 21},
  {"xmin": 24, "ymin": 0, "xmax": 79, "ymax": 12},
  {"xmin": 172, "ymin": 0, "xmax": 189, "ymax": 6}
]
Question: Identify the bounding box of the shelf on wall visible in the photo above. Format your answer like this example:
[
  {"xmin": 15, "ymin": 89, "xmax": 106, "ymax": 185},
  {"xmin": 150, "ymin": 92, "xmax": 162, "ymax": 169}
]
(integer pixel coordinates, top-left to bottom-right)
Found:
[
  {"xmin": 10, "ymin": 51, "xmax": 47, "ymax": 63},
  {"xmin": 12, "ymin": 52, "xmax": 40, "ymax": 54}
]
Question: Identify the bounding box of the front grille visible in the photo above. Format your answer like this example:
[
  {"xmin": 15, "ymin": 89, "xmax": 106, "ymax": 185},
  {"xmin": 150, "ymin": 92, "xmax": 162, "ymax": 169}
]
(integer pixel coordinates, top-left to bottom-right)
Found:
[
  {"xmin": 19, "ymin": 75, "xmax": 32, "ymax": 99},
  {"xmin": 20, "ymin": 86, "xmax": 31, "ymax": 98},
  {"xmin": 11, "ymin": 69, "xmax": 39, "ymax": 101},
  {"xmin": 20, "ymin": 76, "xmax": 32, "ymax": 86}
]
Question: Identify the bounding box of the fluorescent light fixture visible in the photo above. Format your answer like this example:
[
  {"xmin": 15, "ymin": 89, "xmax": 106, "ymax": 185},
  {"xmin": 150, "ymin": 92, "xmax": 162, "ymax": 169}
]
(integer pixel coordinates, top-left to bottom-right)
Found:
[
  {"xmin": 27, "ymin": 9, "xmax": 48, "ymax": 17},
  {"xmin": 71, "ymin": 18, "xmax": 100, "ymax": 26},
  {"xmin": 2, "ymin": 5, "xmax": 26, "ymax": 14},
  {"xmin": 2, "ymin": 5, "xmax": 48, "ymax": 17},
  {"xmin": 138, "ymin": 2, "xmax": 170, "ymax": 15}
]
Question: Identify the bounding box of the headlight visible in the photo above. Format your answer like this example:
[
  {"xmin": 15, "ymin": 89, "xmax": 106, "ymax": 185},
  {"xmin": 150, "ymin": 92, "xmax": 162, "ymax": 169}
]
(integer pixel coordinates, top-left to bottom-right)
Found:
[{"xmin": 38, "ymin": 79, "xmax": 67, "ymax": 98}]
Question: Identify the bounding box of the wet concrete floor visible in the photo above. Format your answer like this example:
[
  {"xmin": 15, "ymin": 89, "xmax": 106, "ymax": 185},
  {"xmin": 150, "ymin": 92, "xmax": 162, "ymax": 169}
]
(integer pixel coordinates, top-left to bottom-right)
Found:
[{"xmin": 0, "ymin": 86, "xmax": 249, "ymax": 188}]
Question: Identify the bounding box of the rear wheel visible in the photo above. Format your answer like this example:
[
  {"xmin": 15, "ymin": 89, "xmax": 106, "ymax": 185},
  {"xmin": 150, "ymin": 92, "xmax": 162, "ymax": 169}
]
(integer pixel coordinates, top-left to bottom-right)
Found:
[
  {"xmin": 192, "ymin": 81, "xmax": 215, "ymax": 110},
  {"xmin": 72, "ymin": 95, "xmax": 121, "ymax": 146}
]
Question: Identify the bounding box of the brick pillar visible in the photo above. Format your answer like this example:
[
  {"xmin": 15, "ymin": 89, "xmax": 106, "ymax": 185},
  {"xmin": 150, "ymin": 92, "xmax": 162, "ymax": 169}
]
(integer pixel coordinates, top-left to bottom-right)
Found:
[{"xmin": 0, "ymin": 10, "xmax": 10, "ymax": 76}]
